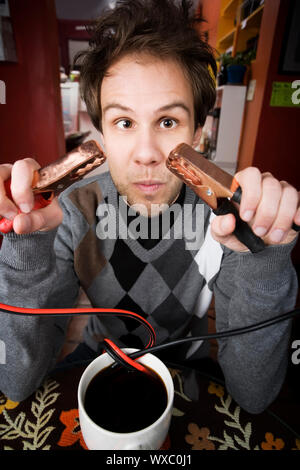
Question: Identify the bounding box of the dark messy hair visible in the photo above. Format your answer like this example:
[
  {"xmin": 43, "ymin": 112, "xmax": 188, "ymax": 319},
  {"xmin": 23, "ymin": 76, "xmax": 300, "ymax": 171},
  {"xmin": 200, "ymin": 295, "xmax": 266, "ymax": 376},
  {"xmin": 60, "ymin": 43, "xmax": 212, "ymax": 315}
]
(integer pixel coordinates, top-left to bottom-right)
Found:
[{"xmin": 74, "ymin": 0, "xmax": 217, "ymax": 132}]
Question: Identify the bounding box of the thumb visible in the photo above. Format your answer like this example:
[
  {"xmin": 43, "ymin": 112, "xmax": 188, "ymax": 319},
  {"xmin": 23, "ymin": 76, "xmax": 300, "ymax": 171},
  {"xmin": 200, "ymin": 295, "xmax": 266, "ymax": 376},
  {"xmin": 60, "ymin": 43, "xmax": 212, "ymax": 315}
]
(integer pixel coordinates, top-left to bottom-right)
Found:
[
  {"xmin": 211, "ymin": 213, "xmax": 236, "ymax": 241},
  {"xmin": 13, "ymin": 199, "xmax": 63, "ymax": 234},
  {"xmin": 210, "ymin": 213, "xmax": 250, "ymax": 252}
]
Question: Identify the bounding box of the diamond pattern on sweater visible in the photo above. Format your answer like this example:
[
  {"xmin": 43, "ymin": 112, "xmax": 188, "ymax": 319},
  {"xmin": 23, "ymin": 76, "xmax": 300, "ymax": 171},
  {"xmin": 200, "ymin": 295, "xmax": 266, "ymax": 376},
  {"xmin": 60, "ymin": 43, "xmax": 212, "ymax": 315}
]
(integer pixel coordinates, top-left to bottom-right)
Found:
[
  {"xmin": 152, "ymin": 238, "xmax": 194, "ymax": 289},
  {"xmin": 114, "ymin": 294, "xmax": 149, "ymax": 332},
  {"xmin": 109, "ymin": 238, "xmax": 147, "ymax": 291},
  {"xmin": 151, "ymin": 293, "xmax": 190, "ymax": 332},
  {"xmin": 128, "ymin": 263, "xmax": 171, "ymax": 315},
  {"xmin": 172, "ymin": 260, "xmax": 206, "ymax": 312},
  {"xmin": 86, "ymin": 263, "xmax": 126, "ymax": 307}
]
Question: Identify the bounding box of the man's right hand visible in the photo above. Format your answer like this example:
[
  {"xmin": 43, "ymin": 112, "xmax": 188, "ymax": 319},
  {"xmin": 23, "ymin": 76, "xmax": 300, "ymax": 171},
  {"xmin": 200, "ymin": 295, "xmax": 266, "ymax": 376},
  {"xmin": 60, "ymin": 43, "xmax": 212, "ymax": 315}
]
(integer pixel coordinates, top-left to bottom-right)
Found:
[{"xmin": 0, "ymin": 158, "xmax": 63, "ymax": 234}]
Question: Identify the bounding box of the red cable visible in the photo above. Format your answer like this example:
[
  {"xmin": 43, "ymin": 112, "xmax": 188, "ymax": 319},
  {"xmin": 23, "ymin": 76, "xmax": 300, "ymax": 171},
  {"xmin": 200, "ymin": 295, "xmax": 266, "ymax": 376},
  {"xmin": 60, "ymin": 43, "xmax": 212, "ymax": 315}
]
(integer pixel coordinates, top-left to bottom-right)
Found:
[
  {"xmin": 103, "ymin": 338, "xmax": 150, "ymax": 374},
  {"xmin": 0, "ymin": 302, "xmax": 156, "ymax": 373}
]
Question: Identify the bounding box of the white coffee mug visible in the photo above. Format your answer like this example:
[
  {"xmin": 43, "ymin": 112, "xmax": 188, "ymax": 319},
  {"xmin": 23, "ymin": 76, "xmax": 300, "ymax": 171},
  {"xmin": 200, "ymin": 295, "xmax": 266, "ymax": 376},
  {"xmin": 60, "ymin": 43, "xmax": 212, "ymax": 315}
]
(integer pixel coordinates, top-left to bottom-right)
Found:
[{"xmin": 78, "ymin": 348, "xmax": 174, "ymax": 450}]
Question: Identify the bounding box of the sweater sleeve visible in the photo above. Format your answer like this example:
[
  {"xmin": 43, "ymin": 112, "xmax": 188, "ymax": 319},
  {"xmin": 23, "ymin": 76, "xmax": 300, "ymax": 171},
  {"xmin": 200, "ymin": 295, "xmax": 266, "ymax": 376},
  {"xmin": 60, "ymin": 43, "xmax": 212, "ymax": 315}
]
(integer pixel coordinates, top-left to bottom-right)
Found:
[
  {"xmin": 0, "ymin": 197, "xmax": 80, "ymax": 401},
  {"xmin": 213, "ymin": 238, "xmax": 298, "ymax": 414}
]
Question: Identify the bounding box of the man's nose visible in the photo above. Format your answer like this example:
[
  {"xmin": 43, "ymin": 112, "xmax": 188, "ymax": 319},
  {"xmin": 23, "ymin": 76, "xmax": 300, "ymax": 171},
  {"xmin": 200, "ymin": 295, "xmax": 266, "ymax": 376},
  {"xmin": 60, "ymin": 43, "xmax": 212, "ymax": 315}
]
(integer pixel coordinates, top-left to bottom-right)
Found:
[{"xmin": 133, "ymin": 128, "xmax": 165, "ymax": 166}]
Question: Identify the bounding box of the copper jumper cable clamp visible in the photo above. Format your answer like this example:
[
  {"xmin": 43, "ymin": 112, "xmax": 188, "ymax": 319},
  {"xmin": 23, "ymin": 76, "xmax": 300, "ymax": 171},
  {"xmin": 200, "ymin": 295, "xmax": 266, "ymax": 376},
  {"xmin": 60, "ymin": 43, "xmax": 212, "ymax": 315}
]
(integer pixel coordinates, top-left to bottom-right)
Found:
[
  {"xmin": 0, "ymin": 140, "xmax": 106, "ymax": 233},
  {"xmin": 166, "ymin": 143, "xmax": 299, "ymax": 253},
  {"xmin": 0, "ymin": 139, "xmax": 157, "ymax": 375}
]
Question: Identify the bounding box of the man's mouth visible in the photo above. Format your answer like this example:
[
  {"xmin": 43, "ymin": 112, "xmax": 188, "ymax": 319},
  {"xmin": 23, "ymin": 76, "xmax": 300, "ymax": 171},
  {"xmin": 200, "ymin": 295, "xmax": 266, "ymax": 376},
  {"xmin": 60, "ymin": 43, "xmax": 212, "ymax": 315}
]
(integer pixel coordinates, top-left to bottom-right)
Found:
[{"xmin": 133, "ymin": 180, "xmax": 164, "ymax": 194}]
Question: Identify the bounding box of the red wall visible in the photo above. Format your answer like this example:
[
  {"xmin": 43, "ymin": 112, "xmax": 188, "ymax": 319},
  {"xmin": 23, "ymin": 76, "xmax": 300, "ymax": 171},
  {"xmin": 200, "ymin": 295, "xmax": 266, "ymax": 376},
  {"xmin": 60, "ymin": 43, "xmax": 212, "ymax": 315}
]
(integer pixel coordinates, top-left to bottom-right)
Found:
[
  {"xmin": 0, "ymin": 0, "xmax": 65, "ymax": 167},
  {"xmin": 251, "ymin": 0, "xmax": 300, "ymax": 265},
  {"xmin": 252, "ymin": 0, "xmax": 300, "ymax": 188},
  {"xmin": 197, "ymin": 0, "xmax": 221, "ymax": 49}
]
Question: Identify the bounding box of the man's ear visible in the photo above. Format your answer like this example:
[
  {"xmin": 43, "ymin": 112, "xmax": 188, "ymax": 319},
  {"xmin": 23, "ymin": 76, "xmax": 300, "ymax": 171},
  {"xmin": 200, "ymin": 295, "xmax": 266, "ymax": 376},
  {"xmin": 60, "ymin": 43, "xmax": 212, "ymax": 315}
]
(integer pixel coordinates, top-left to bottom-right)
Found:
[{"xmin": 192, "ymin": 126, "xmax": 202, "ymax": 149}]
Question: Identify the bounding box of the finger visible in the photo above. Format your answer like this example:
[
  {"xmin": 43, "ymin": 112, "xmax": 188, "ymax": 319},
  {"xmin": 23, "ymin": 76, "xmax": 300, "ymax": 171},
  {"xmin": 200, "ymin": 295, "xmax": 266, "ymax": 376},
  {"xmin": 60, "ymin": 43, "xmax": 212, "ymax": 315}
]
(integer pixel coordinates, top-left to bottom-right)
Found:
[
  {"xmin": 13, "ymin": 198, "xmax": 63, "ymax": 234},
  {"xmin": 235, "ymin": 167, "xmax": 262, "ymax": 222},
  {"xmin": 294, "ymin": 191, "xmax": 300, "ymax": 227},
  {"xmin": 211, "ymin": 213, "xmax": 250, "ymax": 252},
  {"xmin": 210, "ymin": 213, "xmax": 236, "ymax": 239},
  {"xmin": 252, "ymin": 173, "xmax": 282, "ymax": 238},
  {"xmin": 0, "ymin": 164, "xmax": 19, "ymax": 219},
  {"xmin": 0, "ymin": 164, "xmax": 13, "ymax": 180},
  {"xmin": 10, "ymin": 158, "xmax": 41, "ymax": 213},
  {"xmin": 266, "ymin": 182, "xmax": 299, "ymax": 244}
]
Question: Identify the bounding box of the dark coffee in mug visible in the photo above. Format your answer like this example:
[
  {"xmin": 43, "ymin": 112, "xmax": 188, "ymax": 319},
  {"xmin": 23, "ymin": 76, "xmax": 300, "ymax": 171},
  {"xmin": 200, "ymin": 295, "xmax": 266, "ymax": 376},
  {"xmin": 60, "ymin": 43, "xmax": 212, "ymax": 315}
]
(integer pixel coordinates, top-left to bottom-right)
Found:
[{"xmin": 84, "ymin": 364, "xmax": 168, "ymax": 433}]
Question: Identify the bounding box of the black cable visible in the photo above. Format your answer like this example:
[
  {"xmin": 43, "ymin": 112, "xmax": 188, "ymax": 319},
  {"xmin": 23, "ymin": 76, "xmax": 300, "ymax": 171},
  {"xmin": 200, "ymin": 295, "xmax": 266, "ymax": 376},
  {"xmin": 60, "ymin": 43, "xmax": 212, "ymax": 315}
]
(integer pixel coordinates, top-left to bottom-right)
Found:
[
  {"xmin": 1, "ymin": 302, "xmax": 299, "ymax": 373},
  {"xmin": 128, "ymin": 308, "xmax": 300, "ymax": 359},
  {"xmin": 101, "ymin": 340, "xmax": 137, "ymax": 372}
]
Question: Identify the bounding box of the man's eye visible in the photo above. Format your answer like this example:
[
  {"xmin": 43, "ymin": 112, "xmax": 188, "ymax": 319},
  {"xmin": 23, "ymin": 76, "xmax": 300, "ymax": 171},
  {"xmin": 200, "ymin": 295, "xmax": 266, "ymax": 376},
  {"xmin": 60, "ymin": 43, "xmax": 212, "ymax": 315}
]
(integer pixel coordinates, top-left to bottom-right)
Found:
[
  {"xmin": 116, "ymin": 119, "xmax": 132, "ymax": 129},
  {"xmin": 160, "ymin": 118, "xmax": 177, "ymax": 129}
]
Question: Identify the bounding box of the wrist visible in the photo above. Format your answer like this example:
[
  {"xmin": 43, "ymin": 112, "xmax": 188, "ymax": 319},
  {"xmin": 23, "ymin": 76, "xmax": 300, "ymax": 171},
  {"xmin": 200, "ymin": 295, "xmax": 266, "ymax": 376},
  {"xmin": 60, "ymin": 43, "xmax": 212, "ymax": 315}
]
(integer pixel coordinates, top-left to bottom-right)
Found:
[{"xmin": 0, "ymin": 229, "xmax": 57, "ymax": 270}]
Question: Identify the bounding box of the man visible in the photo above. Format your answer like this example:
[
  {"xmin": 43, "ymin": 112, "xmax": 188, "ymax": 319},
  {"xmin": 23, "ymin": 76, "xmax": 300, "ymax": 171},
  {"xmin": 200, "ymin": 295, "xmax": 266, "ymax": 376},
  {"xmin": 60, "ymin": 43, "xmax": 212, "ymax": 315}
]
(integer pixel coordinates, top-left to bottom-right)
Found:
[{"xmin": 0, "ymin": 0, "xmax": 299, "ymax": 412}]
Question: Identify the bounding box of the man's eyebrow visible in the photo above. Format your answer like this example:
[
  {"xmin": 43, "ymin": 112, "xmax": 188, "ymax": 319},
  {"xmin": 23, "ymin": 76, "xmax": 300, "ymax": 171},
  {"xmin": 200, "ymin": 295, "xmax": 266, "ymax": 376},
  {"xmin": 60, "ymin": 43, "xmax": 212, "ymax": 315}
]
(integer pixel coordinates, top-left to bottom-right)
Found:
[
  {"xmin": 156, "ymin": 102, "xmax": 191, "ymax": 116},
  {"xmin": 102, "ymin": 101, "xmax": 191, "ymax": 115},
  {"xmin": 102, "ymin": 103, "xmax": 134, "ymax": 114},
  {"xmin": 103, "ymin": 103, "xmax": 133, "ymax": 114}
]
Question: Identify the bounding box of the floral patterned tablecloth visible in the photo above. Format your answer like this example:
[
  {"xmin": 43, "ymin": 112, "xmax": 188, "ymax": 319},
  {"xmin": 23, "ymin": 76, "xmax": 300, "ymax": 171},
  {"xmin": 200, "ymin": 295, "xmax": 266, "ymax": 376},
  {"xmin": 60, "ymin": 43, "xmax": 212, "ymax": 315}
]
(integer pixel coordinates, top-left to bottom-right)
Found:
[{"xmin": 0, "ymin": 364, "xmax": 299, "ymax": 451}]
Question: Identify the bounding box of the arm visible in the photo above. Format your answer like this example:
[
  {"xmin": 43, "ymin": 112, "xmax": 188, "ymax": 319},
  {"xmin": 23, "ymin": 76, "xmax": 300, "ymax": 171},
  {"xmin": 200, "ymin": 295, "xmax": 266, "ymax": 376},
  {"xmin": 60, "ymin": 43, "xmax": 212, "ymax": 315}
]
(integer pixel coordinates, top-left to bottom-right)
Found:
[
  {"xmin": 213, "ymin": 239, "xmax": 298, "ymax": 414},
  {"xmin": 0, "ymin": 196, "xmax": 80, "ymax": 401}
]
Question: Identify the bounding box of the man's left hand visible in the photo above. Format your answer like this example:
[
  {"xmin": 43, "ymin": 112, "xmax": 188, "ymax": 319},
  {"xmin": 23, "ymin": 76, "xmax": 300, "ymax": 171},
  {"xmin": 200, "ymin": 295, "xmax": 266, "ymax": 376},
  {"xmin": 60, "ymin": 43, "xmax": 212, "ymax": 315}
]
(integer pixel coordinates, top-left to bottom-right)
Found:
[{"xmin": 210, "ymin": 167, "xmax": 300, "ymax": 252}]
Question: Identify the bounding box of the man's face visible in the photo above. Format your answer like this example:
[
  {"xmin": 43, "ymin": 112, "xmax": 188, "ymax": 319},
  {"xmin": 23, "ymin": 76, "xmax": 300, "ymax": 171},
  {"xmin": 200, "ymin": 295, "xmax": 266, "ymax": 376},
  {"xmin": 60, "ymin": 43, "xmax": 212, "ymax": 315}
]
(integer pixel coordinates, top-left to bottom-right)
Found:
[{"xmin": 100, "ymin": 54, "xmax": 201, "ymax": 216}]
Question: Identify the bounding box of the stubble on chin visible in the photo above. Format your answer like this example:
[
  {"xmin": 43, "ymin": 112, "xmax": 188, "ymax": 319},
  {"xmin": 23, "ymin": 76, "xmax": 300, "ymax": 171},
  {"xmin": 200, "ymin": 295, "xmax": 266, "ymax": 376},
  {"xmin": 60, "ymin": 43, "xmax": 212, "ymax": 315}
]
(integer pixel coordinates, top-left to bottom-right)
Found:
[{"xmin": 112, "ymin": 178, "xmax": 183, "ymax": 217}]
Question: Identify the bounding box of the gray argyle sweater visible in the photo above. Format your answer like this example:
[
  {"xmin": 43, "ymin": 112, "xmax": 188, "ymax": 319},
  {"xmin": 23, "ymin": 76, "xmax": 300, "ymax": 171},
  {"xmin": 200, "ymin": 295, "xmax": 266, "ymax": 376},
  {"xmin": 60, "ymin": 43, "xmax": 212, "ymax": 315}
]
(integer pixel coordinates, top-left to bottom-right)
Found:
[{"xmin": 0, "ymin": 171, "xmax": 298, "ymax": 412}]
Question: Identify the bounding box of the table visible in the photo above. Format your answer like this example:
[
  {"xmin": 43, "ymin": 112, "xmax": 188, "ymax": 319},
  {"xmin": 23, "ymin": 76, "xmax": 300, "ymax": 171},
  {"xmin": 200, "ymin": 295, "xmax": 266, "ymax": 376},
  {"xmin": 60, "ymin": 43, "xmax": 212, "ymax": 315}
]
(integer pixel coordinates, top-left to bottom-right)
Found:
[{"xmin": 0, "ymin": 360, "xmax": 299, "ymax": 451}]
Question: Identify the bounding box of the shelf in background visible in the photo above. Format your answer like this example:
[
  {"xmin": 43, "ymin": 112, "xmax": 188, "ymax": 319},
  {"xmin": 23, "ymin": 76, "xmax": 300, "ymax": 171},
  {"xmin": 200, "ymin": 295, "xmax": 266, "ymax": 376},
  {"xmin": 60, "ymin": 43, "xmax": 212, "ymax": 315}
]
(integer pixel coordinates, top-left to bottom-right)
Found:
[
  {"xmin": 236, "ymin": 4, "xmax": 264, "ymax": 52},
  {"xmin": 221, "ymin": 0, "xmax": 239, "ymax": 18},
  {"xmin": 218, "ymin": 26, "xmax": 236, "ymax": 49},
  {"xmin": 240, "ymin": 4, "xmax": 264, "ymax": 29},
  {"xmin": 217, "ymin": 1, "xmax": 265, "ymax": 55}
]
